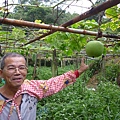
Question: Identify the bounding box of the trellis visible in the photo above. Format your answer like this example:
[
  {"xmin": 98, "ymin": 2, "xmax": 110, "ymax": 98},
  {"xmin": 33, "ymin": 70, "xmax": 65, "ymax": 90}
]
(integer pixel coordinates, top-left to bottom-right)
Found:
[
  {"xmin": 0, "ymin": 0, "xmax": 120, "ymax": 78},
  {"xmin": 0, "ymin": 0, "xmax": 120, "ymax": 47}
]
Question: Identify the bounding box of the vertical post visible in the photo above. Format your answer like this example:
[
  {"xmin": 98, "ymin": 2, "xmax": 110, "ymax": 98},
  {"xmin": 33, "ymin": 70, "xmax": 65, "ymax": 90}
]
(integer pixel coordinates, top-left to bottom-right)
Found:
[
  {"xmin": 39, "ymin": 55, "xmax": 41, "ymax": 67},
  {"xmin": 101, "ymin": 55, "xmax": 105, "ymax": 77},
  {"xmin": 75, "ymin": 53, "xmax": 79, "ymax": 69},
  {"xmin": 26, "ymin": 55, "xmax": 29, "ymax": 66},
  {"xmin": 51, "ymin": 49, "xmax": 58, "ymax": 77},
  {"xmin": 32, "ymin": 53, "xmax": 37, "ymax": 79}
]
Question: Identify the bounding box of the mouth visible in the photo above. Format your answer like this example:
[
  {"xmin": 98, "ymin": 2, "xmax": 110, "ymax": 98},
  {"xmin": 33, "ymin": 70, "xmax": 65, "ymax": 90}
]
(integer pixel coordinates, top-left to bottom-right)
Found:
[{"xmin": 12, "ymin": 77, "xmax": 23, "ymax": 82}]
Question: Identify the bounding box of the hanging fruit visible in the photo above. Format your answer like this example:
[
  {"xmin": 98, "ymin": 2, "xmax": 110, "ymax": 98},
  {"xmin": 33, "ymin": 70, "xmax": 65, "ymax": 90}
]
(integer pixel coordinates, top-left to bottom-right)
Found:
[{"xmin": 85, "ymin": 41, "xmax": 104, "ymax": 57}]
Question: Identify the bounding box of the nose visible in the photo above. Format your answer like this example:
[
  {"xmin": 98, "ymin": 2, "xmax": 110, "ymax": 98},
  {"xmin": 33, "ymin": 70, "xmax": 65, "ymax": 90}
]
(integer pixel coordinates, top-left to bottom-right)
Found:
[{"xmin": 15, "ymin": 68, "xmax": 20, "ymax": 73}]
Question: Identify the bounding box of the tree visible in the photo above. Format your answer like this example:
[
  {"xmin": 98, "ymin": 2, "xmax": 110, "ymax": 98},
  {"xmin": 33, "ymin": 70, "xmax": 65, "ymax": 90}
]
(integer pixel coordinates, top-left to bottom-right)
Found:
[{"xmin": 12, "ymin": 4, "xmax": 76, "ymax": 25}]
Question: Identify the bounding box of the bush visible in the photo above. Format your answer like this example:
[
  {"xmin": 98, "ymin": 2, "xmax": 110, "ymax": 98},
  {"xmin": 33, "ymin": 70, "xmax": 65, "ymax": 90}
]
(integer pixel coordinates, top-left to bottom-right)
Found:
[{"xmin": 36, "ymin": 81, "xmax": 120, "ymax": 120}]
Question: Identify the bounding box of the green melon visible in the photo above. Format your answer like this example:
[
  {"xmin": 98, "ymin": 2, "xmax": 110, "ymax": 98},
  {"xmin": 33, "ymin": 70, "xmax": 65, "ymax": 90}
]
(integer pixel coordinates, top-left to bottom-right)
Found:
[{"xmin": 85, "ymin": 41, "xmax": 104, "ymax": 57}]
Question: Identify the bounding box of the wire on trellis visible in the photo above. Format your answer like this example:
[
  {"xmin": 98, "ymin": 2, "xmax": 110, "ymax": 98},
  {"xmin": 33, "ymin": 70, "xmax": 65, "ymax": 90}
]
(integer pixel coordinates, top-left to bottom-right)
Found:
[{"xmin": 53, "ymin": 0, "xmax": 75, "ymax": 25}]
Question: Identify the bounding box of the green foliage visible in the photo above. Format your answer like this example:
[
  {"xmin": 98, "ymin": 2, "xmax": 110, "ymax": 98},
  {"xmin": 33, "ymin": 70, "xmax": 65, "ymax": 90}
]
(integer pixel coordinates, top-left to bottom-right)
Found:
[
  {"xmin": 36, "ymin": 80, "xmax": 120, "ymax": 120},
  {"xmin": 101, "ymin": 6, "xmax": 120, "ymax": 32},
  {"xmin": 46, "ymin": 31, "xmax": 87, "ymax": 57},
  {"xmin": 36, "ymin": 66, "xmax": 52, "ymax": 80},
  {"xmin": 86, "ymin": 58, "xmax": 103, "ymax": 78},
  {"xmin": 71, "ymin": 19, "xmax": 99, "ymax": 30},
  {"xmin": 9, "ymin": 27, "xmax": 26, "ymax": 41},
  {"xmin": 85, "ymin": 57, "xmax": 120, "ymax": 83},
  {"xmin": 0, "ymin": 31, "xmax": 11, "ymax": 42},
  {"xmin": 26, "ymin": 66, "xmax": 52, "ymax": 80},
  {"xmin": 97, "ymin": 60, "xmax": 120, "ymax": 82},
  {"xmin": 104, "ymin": 64, "xmax": 119, "ymax": 81},
  {"xmin": 26, "ymin": 64, "xmax": 75, "ymax": 80},
  {"xmin": 13, "ymin": 6, "xmax": 48, "ymax": 22},
  {"xmin": 26, "ymin": 66, "xmax": 34, "ymax": 79},
  {"xmin": 12, "ymin": 4, "xmax": 76, "ymax": 25}
]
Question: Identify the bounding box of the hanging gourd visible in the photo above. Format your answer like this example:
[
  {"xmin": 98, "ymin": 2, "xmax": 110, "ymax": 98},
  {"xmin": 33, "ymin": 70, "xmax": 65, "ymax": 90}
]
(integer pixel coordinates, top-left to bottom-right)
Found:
[{"xmin": 85, "ymin": 40, "xmax": 104, "ymax": 57}]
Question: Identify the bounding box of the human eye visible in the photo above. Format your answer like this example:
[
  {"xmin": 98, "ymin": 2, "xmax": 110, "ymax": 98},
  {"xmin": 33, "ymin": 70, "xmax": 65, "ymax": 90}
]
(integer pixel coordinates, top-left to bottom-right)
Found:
[
  {"xmin": 19, "ymin": 65, "xmax": 27, "ymax": 70},
  {"xmin": 7, "ymin": 66, "xmax": 15, "ymax": 71}
]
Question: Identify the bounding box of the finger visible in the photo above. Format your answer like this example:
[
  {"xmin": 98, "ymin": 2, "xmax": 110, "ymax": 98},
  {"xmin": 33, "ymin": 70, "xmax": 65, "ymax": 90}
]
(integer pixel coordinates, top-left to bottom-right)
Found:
[{"xmin": 81, "ymin": 57, "xmax": 85, "ymax": 63}]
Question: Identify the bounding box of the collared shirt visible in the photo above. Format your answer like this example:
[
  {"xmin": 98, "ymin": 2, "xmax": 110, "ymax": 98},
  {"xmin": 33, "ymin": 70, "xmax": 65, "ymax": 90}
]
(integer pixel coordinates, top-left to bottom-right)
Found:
[{"xmin": 0, "ymin": 70, "xmax": 77, "ymax": 120}]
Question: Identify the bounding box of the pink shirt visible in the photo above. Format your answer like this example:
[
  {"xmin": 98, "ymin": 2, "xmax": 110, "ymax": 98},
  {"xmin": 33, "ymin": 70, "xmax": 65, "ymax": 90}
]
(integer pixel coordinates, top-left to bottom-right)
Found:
[{"xmin": 0, "ymin": 70, "xmax": 78, "ymax": 120}]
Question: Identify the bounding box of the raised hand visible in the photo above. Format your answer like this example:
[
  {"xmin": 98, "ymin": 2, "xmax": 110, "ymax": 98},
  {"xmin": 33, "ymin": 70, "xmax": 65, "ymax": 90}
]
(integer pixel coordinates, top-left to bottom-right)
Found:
[{"xmin": 78, "ymin": 57, "xmax": 89, "ymax": 74}]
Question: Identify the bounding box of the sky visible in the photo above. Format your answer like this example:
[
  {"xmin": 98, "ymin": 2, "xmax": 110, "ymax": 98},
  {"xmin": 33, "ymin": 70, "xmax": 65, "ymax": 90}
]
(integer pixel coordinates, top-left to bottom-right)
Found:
[
  {"xmin": 0, "ymin": 0, "xmax": 97, "ymax": 14},
  {"xmin": 59, "ymin": 0, "xmax": 97, "ymax": 14}
]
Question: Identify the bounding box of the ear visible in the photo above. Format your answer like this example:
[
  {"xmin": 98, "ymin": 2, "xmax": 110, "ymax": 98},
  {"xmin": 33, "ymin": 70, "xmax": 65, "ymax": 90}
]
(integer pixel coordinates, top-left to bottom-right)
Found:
[{"xmin": 0, "ymin": 69, "xmax": 3, "ymax": 78}]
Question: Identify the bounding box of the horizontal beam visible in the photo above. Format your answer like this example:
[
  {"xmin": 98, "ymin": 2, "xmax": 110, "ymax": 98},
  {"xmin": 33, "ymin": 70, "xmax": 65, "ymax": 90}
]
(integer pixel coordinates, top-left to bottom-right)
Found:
[{"xmin": 0, "ymin": 18, "xmax": 120, "ymax": 40}]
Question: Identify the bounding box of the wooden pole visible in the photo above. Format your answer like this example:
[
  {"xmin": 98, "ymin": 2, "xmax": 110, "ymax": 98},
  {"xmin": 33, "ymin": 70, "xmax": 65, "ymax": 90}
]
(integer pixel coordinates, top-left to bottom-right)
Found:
[
  {"xmin": 51, "ymin": 49, "xmax": 58, "ymax": 77},
  {"xmin": 0, "ymin": 18, "xmax": 120, "ymax": 41}
]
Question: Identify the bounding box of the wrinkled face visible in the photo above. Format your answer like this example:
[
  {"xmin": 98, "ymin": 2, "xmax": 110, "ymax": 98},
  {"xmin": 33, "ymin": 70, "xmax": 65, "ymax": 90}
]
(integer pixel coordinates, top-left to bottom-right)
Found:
[{"xmin": 0, "ymin": 56, "xmax": 27, "ymax": 88}]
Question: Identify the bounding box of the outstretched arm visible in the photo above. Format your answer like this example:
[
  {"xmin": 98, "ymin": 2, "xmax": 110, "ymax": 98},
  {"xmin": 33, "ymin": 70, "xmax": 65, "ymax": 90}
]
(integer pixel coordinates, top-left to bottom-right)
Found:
[
  {"xmin": 23, "ymin": 57, "xmax": 89, "ymax": 99},
  {"xmin": 41, "ymin": 57, "xmax": 89, "ymax": 97}
]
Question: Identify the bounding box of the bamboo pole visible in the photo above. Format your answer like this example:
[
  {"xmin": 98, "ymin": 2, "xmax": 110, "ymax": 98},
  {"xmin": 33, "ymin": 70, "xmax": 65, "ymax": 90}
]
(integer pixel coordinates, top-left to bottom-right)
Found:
[{"xmin": 0, "ymin": 18, "xmax": 120, "ymax": 40}]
